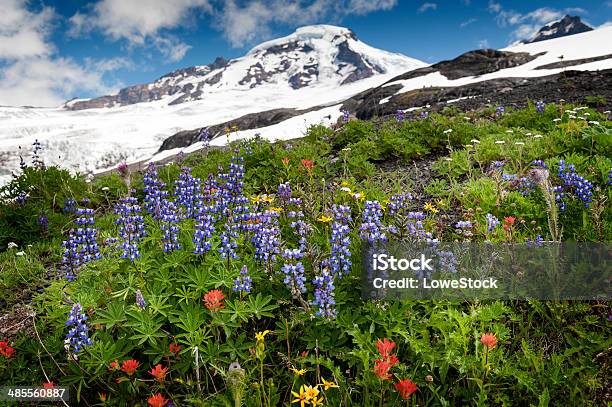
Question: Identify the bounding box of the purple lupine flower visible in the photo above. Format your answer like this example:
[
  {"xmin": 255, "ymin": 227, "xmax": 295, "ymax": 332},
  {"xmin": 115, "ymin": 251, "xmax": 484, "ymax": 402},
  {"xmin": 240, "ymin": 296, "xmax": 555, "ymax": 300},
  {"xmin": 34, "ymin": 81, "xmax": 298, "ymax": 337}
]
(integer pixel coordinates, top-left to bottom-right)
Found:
[
  {"xmin": 251, "ymin": 210, "xmax": 280, "ymax": 264},
  {"xmin": 359, "ymin": 201, "xmax": 387, "ymax": 244},
  {"xmin": 281, "ymin": 248, "xmax": 307, "ymax": 294},
  {"xmin": 31, "ymin": 139, "xmax": 44, "ymax": 169},
  {"xmin": 174, "ymin": 166, "xmax": 202, "ymax": 219},
  {"xmin": 419, "ymin": 111, "xmax": 429, "ymax": 119},
  {"xmin": 38, "ymin": 215, "xmax": 48, "ymax": 233},
  {"xmin": 607, "ymin": 169, "xmax": 612, "ymax": 186},
  {"xmin": 193, "ymin": 207, "xmax": 215, "ymax": 255},
  {"xmin": 553, "ymin": 185, "xmax": 566, "ymax": 212},
  {"xmin": 532, "ymin": 160, "xmax": 548, "ymax": 169},
  {"xmin": 495, "ymin": 106, "xmax": 505, "ymax": 117},
  {"xmin": 557, "ymin": 160, "xmax": 594, "ymax": 209},
  {"xmin": 64, "ymin": 198, "xmax": 77, "ymax": 214},
  {"xmin": 135, "ymin": 289, "xmax": 146, "ymax": 309},
  {"xmin": 312, "ymin": 267, "xmax": 337, "ymax": 319},
  {"xmin": 198, "ymin": 128, "xmax": 211, "ymax": 147},
  {"xmin": 160, "ymin": 201, "xmax": 182, "ymax": 252},
  {"xmin": 65, "ymin": 303, "xmax": 93, "ymax": 353},
  {"xmin": 525, "ymin": 235, "xmax": 544, "ymax": 247},
  {"xmin": 329, "ymin": 205, "xmax": 352, "ymax": 278},
  {"xmin": 80, "ymin": 198, "xmax": 91, "ymax": 206},
  {"xmin": 62, "ymin": 208, "xmax": 101, "ymax": 281},
  {"xmin": 341, "ymin": 109, "xmax": 350, "ymax": 123},
  {"xmin": 535, "ymin": 101, "xmax": 546, "ymax": 113},
  {"xmin": 277, "ymin": 182, "xmax": 292, "ymax": 202},
  {"xmin": 16, "ymin": 192, "xmax": 28, "ymax": 205},
  {"xmin": 290, "ymin": 216, "xmax": 311, "ymax": 252},
  {"xmin": 143, "ymin": 163, "xmax": 168, "ymax": 220},
  {"xmin": 387, "ymin": 193, "xmax": 413, "ymax": 217},
  {"xmin": 455, "ymin": 220, "xmax": 473, "ymax": 237},
  {"xmin": 395, "ymin": 109, "xmax": 405, "ymax": 123},
  {"xmin": 233, "ymin": 265, "xmax": 252, "ymax": 293},
  {"xmin": 491, "ymin": 161, "xmax": 505, "ymax": 169},
  {"xmin": 114, "ymin": 196, "xmax": 146, "ymax": 262},
  {"xmin": 219, "ymin": 218, "xmax": 239, "ymax": 260},
  {"xmin": 485, "ymin": 214, "xmax": 499, "ymax": 234}
]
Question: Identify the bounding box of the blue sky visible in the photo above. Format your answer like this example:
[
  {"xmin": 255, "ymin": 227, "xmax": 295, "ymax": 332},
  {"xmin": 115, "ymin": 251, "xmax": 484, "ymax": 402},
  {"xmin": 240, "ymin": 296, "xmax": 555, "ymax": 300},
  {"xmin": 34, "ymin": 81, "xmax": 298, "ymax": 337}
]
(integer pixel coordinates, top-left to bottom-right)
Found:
[{"xmin": 1, "ymin": 0, "xmax": 611, "ymax": 106}]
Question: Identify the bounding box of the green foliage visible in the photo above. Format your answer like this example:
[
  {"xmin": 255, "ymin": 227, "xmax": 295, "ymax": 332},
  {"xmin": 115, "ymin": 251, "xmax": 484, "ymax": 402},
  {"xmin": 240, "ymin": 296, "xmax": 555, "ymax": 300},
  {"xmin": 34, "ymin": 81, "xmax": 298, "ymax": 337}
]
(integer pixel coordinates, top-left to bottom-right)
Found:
[{"xmin": 0, "ymin": 103, "xmax": 610, "ymax": 406}]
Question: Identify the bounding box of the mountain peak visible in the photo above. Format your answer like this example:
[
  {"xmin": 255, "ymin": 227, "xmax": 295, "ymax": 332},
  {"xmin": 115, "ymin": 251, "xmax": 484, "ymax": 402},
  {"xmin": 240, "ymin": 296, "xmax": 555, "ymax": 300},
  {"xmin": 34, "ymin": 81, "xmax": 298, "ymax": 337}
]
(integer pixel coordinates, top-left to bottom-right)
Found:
[
  {"xmin": 247, "ymin": 25, "xmax": 356, "ymax": 55},
  {"xmin": 67, "ymin": 25, "xmax": 424, "ymax": 110},
  {"xmin": 524, "ymin": 15, "xmax": 593, "ymax": 44}
]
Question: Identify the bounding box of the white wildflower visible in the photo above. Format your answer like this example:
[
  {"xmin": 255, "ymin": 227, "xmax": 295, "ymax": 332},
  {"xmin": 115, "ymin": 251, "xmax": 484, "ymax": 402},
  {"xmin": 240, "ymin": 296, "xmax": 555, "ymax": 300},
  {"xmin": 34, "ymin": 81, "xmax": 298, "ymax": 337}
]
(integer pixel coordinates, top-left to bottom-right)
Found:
[
  {"xmin": 495, "ymin": 140, "xmax": 505, "ymax": 144},
  {"xmin": 16, "ymin": 251, "xmax": 25, "ymax": 256},
  {"xmin": 515, "ymin": 142, "xmax": 525, "ymax": 145},
  {"xmin": 7, "ymin": 242, "xmax": 18, "ymax": 249},
  {"xmin": 588, "ymin": 121, "xmax": 600, "ymax": 125}
]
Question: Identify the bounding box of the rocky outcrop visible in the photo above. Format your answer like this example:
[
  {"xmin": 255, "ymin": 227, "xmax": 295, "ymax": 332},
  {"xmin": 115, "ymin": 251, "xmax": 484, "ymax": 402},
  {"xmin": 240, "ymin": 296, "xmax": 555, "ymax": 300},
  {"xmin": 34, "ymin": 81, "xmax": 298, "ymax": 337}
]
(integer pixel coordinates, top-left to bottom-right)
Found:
[
  {"xmin": 388, "ymin": 49, "xmax": 540, "ymax": 83},
  {"xmin": 344, "ymin": 69, "xmax": 612, "ymax": 120},
  {"xmin": 157, "ymin": 106, "xmax": 320, "ymax": 152},
  {"xmin": 534, "ymin": 54, "xmax": 612, "ymax": 70},
  {"xmin": 66, "ymin": 57, "xmax": 229, "ymax": 110},
  {"xmin": 525, "ymin": 15, "xmax": 592, "ymax": 44}
]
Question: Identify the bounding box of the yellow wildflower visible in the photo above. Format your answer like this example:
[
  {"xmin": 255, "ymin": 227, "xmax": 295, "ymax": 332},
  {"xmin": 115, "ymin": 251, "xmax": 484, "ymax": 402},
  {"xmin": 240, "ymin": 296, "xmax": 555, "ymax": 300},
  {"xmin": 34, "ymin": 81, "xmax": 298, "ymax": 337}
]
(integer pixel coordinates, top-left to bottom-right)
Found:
[
  {"xmin": 310, "ymin": 396, "xmax": 324, "ymax": 406},
  {"xmin": 291, "ymin": 385, "xmax": 309, "ymax": 407},
  {"xmin": 255, "ymin": 330, "xmax": 270, "ymax": 342},
  {"xmin": 270, "ymin": 207, "xmax": 283, "ymax": 213},
  {"xmin": 341, "ymin": 181, "xmax": 349, "ymax": 187},
  {"xmin": 250, "ymin": 195, "xmax": 262, "ymax": 203},
  {"xmin": 304, "ymin": 385, "xmax": 319, "ymax": 400},
  {"xmin": 318, "ymin": 215, "xmax": 332, "ymax": 223},
  {"xmin": 424, "ymin": 202, "xmax": 439, "ymax": 214},
  {"xmin": 353, "ymin": 192, "xmax": 365, "ymax": 201},
  {"xmin": 261, "ymin": 195, "xmax": 275, "ymax": 203},
  {"xmin": 290, "ymin": 367, "xmax": 307, "ymax": 376},
  {"xmin": 319, "ymin": 378, "xmax": 339, "ymax": 391}
]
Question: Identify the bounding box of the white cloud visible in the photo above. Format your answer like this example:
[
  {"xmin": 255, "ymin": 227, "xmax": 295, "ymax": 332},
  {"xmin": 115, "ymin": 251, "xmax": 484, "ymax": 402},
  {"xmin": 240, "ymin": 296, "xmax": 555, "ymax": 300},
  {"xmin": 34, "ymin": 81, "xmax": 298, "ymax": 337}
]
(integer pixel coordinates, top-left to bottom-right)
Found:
[
  {"xmin": 217, "ymin": 0, "xmax": 398, "ymax": 47},
  {"xmin": 478, "ymin": 39, "xmax": 489, "ymax": 49},
  {"xmin": 417, "ymin": 2, "xmax": 437, "ymax": 13},
  {"xmin": 68, "ymin": 0, "xmax": 212, "ymax": 61},
  {"xmin": 460, "ymin": 18, "xmax": 477, "ymax": 28},
  {"xmin": 0, "ymin": 0, "xmax": 126, "ymax": 107},
  {"xmin": 488, "ymin": 1, "xmax": 501, "ymax": 13}
]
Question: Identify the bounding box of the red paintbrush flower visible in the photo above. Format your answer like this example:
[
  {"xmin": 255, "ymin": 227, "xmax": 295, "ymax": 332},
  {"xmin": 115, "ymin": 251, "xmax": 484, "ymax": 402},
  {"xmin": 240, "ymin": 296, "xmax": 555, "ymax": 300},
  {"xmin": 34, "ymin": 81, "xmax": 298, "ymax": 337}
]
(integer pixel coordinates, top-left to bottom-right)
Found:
[
  {"xmin": 394, "ymin": 379, "xmax": 418, "ymax": 399},
  {"xmin": 148, "ymin": 393, "xmax": 169, "ymax": 407},
  {"xmin": 169, "ymin": 342, "xmax": 181, "ymax": 355},
  {"xmin": 1, "ymin": 346, "xmax": 15, "ymax": 358},
  {"xmin": 301, "ymin": 159, "xmax": 314, "ymax": 171},
  {"xmin": 376, "ymin": 338, "xmax": 396, "ymax": 360},
  {"xmin": 203, "ymin": 289, "xmax": 225, "ymax": 311},
  {"xmin": 373, "ymin": 359, "xmax": 393, "ymax": 380},
  {"xmin": 109, "ymin": 360, "xmax": 119, "ymax": 371},
  {"xmin": 43, "ymin": 381, "xmax": 54, "ymax": 389},
  {"xmin": 149, "ymin": 364, "xmax": 169, "ymax": 383},
  {"xmin": 121, "ymin": 359, "xmax": 140, "ymax": 376},
  {"xmin": 281, "ymin": 157, "xmax": 290, "ymax": 166},
  {"xmin": 481, "ymin": 333, "xmax": 498, "ymax": 349}
]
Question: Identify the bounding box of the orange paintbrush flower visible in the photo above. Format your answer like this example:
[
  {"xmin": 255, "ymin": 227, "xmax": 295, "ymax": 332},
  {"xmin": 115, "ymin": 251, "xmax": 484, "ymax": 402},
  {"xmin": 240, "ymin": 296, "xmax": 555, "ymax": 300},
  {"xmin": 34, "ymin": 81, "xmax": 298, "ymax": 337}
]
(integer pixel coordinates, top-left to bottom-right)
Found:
[
  {"xmin": 121, "ymin": 359, "xmax": 140, "ymax": 376},
  {"xmin": 149, "ymin": 364, "xmax": 169, "ymax": 383},
  {"xmin": 481, "ymin": 333, "xmax": 498, "ymax": 349}
]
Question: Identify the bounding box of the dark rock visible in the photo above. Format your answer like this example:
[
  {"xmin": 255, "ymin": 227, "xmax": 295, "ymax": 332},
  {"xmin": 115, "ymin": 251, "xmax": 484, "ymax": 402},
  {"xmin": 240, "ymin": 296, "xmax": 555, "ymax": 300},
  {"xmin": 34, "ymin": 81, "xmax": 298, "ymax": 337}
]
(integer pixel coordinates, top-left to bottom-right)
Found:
[
  {"xmin": 157, "ymin": 106, "xmax": 320, "ymax": 152},
  {"xmin": 335, "ymin": 40, "xmax": 384, "ymax": 84},
  {"xmin": 534, "ymin": 54, "xmax": 612, "ymax": 70},
  {"xmin": 524, "ymin": 15, "xmax": 592, "ymax": 44},
  {"xmin": 345, "ymin": 69, "xmax": 612, "ymax": 120}
]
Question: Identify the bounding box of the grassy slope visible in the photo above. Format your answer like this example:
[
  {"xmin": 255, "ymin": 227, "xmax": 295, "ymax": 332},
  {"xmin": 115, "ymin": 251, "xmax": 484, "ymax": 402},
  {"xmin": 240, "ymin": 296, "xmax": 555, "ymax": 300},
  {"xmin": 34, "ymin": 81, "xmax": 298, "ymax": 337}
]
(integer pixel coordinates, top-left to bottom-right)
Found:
[{"xmin": 0, "ymin": 103, "xmax": 610, "ymax": 406}]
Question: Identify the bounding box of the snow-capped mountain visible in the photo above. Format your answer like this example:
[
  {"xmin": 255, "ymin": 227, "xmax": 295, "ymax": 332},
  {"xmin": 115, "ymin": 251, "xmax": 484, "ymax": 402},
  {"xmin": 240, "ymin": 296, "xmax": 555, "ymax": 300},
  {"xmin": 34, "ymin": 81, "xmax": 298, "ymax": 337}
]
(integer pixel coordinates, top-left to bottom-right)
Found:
[
  {"xmin": 67, "ymin": 25, "xmax": 422, "ymax": 110},
  {"xmin": 523, "ymin": 15, "xmax": 592, "ymax": 44},
  {"xmin": 0, "ymin": 25, "xmax": 424, "ymax": 184}
]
